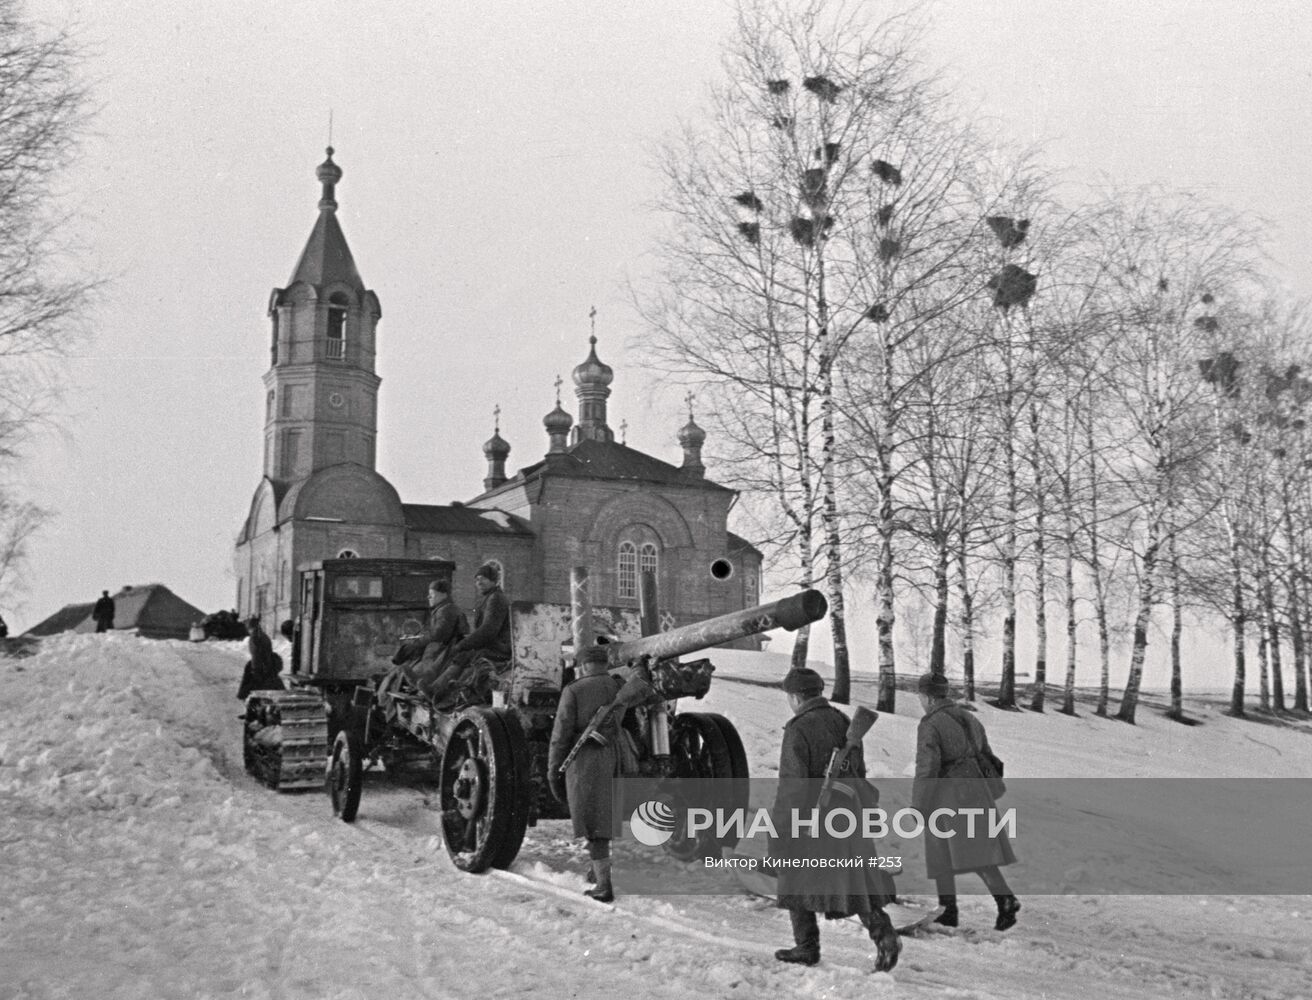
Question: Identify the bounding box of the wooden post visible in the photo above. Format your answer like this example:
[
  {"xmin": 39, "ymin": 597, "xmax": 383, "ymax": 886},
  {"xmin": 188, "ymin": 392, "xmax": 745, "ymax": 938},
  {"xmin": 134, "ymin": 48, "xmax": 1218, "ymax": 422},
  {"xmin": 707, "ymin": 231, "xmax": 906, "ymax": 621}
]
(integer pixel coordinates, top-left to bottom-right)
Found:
[
  {"xmin": 570, "ymin": 565, "xmax": 595, "ymax": 655},
  {"xmin": 639, "ymin": 570, "xmax": 660, "ymax": 637}
]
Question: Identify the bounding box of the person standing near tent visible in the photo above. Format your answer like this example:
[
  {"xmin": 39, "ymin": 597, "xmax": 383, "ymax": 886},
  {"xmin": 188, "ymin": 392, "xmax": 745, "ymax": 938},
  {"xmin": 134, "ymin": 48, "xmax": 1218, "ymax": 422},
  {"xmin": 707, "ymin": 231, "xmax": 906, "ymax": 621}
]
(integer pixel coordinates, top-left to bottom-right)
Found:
[{"xmin": 92, "ymin": 590, "xmax": 115, "ymax": 633}]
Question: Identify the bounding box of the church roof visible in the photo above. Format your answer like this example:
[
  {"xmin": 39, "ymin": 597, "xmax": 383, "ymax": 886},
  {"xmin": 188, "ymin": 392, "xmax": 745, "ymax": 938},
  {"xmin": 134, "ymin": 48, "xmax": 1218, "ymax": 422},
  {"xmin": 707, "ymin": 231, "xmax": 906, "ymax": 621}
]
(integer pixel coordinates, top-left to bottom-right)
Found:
[
  {"xmin": 402, "ymin": 504, "xmax": 533, "ymax": 536},
  {"xmin": 288, "ymin": 209, "xmax": 365, "ymax": 292},
  {"xmin": 512, "ymin": 438, "xmax": 733, "ymax": 493},
  {"xmin": 726, "ymin": 531, "xmax": 763, "ymax": 558}
]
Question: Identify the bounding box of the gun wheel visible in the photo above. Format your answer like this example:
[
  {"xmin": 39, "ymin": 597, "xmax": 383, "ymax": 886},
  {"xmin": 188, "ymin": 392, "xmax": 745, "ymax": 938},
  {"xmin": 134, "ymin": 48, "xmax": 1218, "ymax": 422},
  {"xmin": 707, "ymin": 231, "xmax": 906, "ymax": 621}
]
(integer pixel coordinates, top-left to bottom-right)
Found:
[
  {"xmin": 439, "ymin": 707, "xmax": 530, "ymax": 873},
  {"xmin": 663, "ymin": 712, "xmax": 751, "ymax": 861}
]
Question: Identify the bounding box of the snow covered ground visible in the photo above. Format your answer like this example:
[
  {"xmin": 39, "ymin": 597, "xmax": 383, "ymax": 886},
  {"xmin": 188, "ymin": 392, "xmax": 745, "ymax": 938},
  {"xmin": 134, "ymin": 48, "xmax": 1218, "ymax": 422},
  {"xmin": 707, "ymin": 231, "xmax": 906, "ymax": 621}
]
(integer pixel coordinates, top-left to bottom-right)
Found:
[{"xmin": 2, "ymin": 634, "xmax": 1309, "ymax": 999}]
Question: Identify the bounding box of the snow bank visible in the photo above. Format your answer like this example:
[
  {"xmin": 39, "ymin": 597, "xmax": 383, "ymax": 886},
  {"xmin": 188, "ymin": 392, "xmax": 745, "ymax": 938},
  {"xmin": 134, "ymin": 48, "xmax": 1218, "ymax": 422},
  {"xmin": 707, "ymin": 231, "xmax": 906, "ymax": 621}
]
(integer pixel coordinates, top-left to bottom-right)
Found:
[{"xmin": 2, "ymin": 634, "xmax": 1310, "ymax": 1000}]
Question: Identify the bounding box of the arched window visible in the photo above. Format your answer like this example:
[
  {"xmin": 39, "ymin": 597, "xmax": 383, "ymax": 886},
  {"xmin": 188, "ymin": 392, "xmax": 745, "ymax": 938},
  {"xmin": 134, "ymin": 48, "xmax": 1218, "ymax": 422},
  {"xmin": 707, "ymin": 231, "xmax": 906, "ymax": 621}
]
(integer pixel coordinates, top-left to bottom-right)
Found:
[
  {"xmin": 266, "ymin": 389, "xmax": 275, "ymax": 420},
  {"xmin": 326, "ymin": 293, "xmax": 348, "ymax": 360},
  {"xmin": 617, "ymin": 541, "xmax": 637, "ymax": 599},
  {"xmin": 270, "ymin": 313, "xmax": 279, "ymax": 365},
  {"xmin": 337, "ymin": 548, "xmax": 358, "ymax": 559},
  {"xmin": 639, "ymin": 542, "xmax": 658, "ymax": 576}
]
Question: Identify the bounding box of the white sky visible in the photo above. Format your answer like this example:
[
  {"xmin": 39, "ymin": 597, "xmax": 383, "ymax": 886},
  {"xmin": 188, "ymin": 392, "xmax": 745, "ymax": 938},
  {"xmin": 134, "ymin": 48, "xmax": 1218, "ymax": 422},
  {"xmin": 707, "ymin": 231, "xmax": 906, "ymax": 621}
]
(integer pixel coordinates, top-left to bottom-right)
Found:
[{"xmin": 18, "ymin": 1, "xmax": 1312, "ymax": 688}]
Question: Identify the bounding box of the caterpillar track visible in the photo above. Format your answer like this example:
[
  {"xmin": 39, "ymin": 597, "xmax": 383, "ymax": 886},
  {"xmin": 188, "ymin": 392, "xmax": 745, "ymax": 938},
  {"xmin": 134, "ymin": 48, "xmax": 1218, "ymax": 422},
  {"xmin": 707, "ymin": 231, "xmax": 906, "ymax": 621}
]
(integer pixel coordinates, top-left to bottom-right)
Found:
[{"xmin": 243, "ymin": 689, "xmax": 328, "ymax": 790}]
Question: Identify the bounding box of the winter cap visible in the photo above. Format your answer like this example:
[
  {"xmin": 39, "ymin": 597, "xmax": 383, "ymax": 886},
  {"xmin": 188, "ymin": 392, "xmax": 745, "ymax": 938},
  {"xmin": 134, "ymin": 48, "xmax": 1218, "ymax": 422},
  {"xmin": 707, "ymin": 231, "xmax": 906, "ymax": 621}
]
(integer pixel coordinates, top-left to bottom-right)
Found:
[
  {"xmin": 475, "ymin": 562, "xmax": 500, "ymax": 583},
  {"xmin": 580, "ymin": 645, "xmax": 611, "ymax": 665},
  {"xmin": 917, "ymin": 672, "xmax": 950, "ymax": 698},
  {"xmin": 782, "ymin": 668, "xmax": 825, "ymax": 697}
]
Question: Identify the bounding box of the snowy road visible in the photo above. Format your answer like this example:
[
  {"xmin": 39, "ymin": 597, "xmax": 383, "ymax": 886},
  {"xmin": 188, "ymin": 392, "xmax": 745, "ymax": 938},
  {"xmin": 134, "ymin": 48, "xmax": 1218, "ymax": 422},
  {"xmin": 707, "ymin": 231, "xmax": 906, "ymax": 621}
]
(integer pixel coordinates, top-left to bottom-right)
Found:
[{"xmin": 2, "ymin": 634, "xmax": 1308, "ymax": 999}]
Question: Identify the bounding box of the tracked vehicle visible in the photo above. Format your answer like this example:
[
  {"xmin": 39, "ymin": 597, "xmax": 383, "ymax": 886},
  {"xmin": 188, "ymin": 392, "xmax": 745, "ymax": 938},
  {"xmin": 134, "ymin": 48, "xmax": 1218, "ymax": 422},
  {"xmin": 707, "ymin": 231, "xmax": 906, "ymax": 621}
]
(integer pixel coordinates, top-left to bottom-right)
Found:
[{"xmin": 243, "ymin": 557, "xmax": 826, "ymax": 872}]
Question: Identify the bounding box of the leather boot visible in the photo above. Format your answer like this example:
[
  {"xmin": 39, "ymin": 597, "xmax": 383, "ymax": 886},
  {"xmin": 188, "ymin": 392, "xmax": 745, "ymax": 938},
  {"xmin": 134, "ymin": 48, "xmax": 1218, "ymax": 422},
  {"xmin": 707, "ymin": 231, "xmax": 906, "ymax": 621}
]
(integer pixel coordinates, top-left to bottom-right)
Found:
[
  {"xmin": 934, "ymin": 893, "xmax": 959, "ymax": 927},
  {"xmin": 860, "ymin": 909, "xmax": 901, "ymax": 972},
  {"xmin": 583, "ymin": 858, "xmax": 614, "ymax": 903},
  {"xmin": 775, "ymin": 909, "xmax": 820, "ymax": 965},
  {"xmin": 994, "ymin": 894, "xmax": 1021, "ymax": 931}
]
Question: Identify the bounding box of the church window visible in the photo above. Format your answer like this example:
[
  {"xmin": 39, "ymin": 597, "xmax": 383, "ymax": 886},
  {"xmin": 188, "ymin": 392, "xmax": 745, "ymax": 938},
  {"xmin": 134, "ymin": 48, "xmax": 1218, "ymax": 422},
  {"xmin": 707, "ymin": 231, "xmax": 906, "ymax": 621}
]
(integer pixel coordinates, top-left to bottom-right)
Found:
[
  {"xmin": 270, "ymin": 313, "xmax": 279, "ymax": 365},
  {"xmin": 639, "ymin": 543, "xmax": 658, "ymax": 579},
  {"xmin": 618, "ymin": 542, "xmax": 637, "ymax": 599},
  {"xmin": 337, "ymin": 548, "xmax": 359, "ymax": 559},
  {"xmin": 746, "ymin": 569, "xmax": 758, "ymax": 603},
  {"xmin": 326, "ymin": 294, "xmax": 348, "ymax": 360},
  {"xmin": 266, "ymin": 390, "xmax": 275, "ymax": 420},
  {"xmin": 280, "ymin": 429, "xmax": 301, "ymax": 479},
  {"xmin": 281, "ymin": 385, "xmax": 295, "ymax": 418}
]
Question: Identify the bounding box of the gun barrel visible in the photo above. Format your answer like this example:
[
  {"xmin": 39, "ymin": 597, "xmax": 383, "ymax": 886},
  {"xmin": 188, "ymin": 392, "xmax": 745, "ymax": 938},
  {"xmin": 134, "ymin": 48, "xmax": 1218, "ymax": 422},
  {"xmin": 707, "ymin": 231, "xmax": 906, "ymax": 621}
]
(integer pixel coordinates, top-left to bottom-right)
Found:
[{"xmin": 604, "ymin": 590, "xmax": 827, "ymax": 666}]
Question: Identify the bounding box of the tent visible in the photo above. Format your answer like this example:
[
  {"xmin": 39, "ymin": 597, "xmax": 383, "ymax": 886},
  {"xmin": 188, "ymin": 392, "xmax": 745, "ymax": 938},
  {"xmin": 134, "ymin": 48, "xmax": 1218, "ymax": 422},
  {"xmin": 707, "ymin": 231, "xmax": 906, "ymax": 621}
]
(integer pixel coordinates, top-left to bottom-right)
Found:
[{"xmin": 24, "ymin": 584, "xmax": 207, "ymax": 641}]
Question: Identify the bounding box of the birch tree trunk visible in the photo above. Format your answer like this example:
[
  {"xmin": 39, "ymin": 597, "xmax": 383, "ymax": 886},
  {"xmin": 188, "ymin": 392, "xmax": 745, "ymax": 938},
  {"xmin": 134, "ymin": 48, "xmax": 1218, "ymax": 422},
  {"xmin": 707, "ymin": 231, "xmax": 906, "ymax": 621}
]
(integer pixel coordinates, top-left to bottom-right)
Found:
[{"xmin": 1116, "ymin": 516, "xmax": 1161, "ymax": 724}]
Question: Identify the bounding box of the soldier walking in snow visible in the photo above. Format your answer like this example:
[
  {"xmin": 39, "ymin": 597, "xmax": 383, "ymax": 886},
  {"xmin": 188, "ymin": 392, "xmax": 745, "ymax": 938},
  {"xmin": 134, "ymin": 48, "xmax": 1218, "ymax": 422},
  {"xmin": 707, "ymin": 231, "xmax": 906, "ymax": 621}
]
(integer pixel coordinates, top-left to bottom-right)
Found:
[
  {"xmin": 913, "ymin": 671, "xmax": 1021, "ymax": 931},
  {"xmin": 547, "ymin": 644, "xmax": 625, "ymax": 903},
  {"xmin": 770, "ymin": 668, "xmax": 900, "ymax": 970}
]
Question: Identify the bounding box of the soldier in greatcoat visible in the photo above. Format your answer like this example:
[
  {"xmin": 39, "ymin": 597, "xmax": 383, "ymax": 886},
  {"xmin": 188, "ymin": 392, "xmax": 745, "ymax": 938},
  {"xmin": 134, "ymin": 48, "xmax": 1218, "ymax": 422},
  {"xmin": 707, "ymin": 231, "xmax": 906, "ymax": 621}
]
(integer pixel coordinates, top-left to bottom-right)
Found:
[
  {"xmin": 771, "ymin": 668, "xmax": 899, "ymax": 971},
  {"xmin": 386, "ymin": 579, "xmax": 468, "ymax": 699},
  {"xmin": 913, "ymin": 671, "xmax": 1020, "ymax": 930},
  {"xmin": 547, "ymin": 644, "xmax": 624, "ymax": 903}
]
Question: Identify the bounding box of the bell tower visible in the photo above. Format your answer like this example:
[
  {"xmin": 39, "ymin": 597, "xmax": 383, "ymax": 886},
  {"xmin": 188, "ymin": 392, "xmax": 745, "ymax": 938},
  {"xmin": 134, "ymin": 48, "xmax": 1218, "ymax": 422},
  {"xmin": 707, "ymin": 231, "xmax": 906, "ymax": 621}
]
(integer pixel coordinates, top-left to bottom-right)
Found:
[{"xmin": 262, "ymin": 148, "xmax": 383, "ymax": 486}]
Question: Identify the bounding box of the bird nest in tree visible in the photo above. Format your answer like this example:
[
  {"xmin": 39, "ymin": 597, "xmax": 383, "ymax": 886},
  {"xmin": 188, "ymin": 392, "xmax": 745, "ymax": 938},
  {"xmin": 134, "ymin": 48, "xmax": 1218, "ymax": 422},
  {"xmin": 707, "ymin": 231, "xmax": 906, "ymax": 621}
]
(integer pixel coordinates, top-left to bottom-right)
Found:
[
  {"xmin": 814, "ymin": 142, "xmax": 841, "ymax": 165},
  {"xmin": 988, "ymin": 264, "xmax": 1037, "ymax": 310},
  {"xmin": 1194, "ymin": 315, "xmax": 1219, "ymax": 333},
  {"xmin": 733, "ymin": 191, "xmax": 764, "ymax": 212},
  {"xmin": 878, "ymin": 237, "xmax": 901, "ymax": 262},
  {"xmin": 766, "ymin": 79, "xmax": 790, "ymax": 96},
  {"xmin": 1198, "ymin": 352, "xmax": 1240, "ymax": 398},
  {"xmin": 985, "ymin": 216, "xmax": 1029, "ymax": 248},
  {"xmin": 871, "ymin": 160, "xmax": 902, "ymax": 185},
  {"xmin": 738, "ymin": 221, "xmax": 761, "ymax": 245},
  {"xmin": 800, "ymin": 168, "xmax": 828, "ymax": 206},
  {"xmin": 802, "ymin": 75, "xmax": 841, "ymax": 102},
  {"xmin": 789, "ymin": 215, "xmax": 833, "ymax": 246},
  {"xmin": 770, "ymin": 115, "xmax": 794, "ymax": 131},
  {"xmin": 864, "ymin": 303, "xmax": 890, "ymax": 323},
  {"xmin": 876, "ymin": 203, "xmax": 895, "ymax": 226}
]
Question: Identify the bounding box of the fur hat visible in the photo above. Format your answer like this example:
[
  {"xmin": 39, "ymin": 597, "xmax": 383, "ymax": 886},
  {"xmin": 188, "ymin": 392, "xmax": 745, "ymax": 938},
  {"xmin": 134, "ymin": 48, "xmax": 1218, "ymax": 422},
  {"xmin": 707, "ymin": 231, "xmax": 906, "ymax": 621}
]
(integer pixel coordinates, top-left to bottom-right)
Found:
[
  {"xmin": 580, "ymin": 644, "xmax": 611, "ymax": 665},
  {"xmin": 917, "ymin": 672, "xmax": 950, "ymax": 698},
  {"xmin": 475, "ymin": 562, "xmax": 500, "ymax": 583},
  {"xmin": 782, "ymin": 667, "xmax": 824, "ymax": 697}
]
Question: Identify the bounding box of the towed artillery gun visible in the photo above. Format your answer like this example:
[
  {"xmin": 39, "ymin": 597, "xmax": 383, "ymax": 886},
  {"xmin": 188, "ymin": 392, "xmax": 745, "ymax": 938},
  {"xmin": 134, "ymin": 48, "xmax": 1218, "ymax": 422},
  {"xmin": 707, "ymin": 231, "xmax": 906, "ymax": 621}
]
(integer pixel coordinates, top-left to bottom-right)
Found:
[{"xmin": 242, "ymin": 557, "xmax": 827, "ymax": 872}]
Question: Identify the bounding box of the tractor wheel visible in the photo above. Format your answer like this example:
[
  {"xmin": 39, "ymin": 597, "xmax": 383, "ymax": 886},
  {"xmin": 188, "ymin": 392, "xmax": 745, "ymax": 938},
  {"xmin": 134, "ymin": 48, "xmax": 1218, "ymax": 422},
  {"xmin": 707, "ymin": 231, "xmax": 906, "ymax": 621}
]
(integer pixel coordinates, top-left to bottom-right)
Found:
[
  {"xmin": 439, "ymin": 707, "xmax": 530, "ymax": 873},
  {"xmin": 327, "ymin": 728, "xmax": 364, "ymax": 823},
  {"xmin": 664, "ymin": 712, "xmax": 745, "ymax": 861}
]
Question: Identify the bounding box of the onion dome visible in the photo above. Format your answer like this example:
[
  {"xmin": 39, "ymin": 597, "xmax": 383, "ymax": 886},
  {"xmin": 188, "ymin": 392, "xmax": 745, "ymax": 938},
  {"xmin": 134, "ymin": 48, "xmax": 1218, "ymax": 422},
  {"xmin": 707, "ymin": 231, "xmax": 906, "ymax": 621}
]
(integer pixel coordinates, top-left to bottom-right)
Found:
[
  {"xmin": 316, "ymin": 147, "xmax": 343, "ymax": 210},
  {"xmin": 572, "ymin": 335, "xmax": 614, "ymax": 389},
  {"xmin": 678, "ymin": 415, "xmax": 706, "ymax": 450},
  {"xmin": 483, "ymin": 430, "xmax": 510, "ymax": 460},
  {"xmin": 544, "ymin": 402, "xmax": 573, "ymax": 435}
]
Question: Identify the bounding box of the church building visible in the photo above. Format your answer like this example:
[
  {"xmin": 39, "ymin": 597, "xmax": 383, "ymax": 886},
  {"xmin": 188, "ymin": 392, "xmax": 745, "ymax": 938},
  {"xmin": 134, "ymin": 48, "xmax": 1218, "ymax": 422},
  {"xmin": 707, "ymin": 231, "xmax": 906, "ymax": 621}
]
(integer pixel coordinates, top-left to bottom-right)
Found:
[{"xmin": 233, "ymin": 150, "xmax": 763, "ymax": 636}]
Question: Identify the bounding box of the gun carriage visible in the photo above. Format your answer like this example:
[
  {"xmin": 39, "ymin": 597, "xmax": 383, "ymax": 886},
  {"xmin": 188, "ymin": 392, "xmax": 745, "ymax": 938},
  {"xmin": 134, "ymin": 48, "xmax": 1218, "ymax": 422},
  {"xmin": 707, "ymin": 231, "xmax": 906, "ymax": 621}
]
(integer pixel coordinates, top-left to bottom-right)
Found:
[{"xmin": 243, "ymin": 557, "xmax": 827, "ymax": 872}]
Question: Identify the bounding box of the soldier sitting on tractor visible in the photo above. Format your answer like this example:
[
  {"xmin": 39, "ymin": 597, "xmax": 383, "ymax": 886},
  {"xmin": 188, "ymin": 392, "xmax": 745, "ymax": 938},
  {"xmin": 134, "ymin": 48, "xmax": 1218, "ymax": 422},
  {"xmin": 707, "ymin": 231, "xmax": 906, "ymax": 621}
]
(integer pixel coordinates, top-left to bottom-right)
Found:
[
  {"xmin": 381, "ymin": 579, "xmax": 469, "ymax": 703},
  {"xmin": 427, "ymin": 562, "xmax": 511, "ymax": 706}
]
